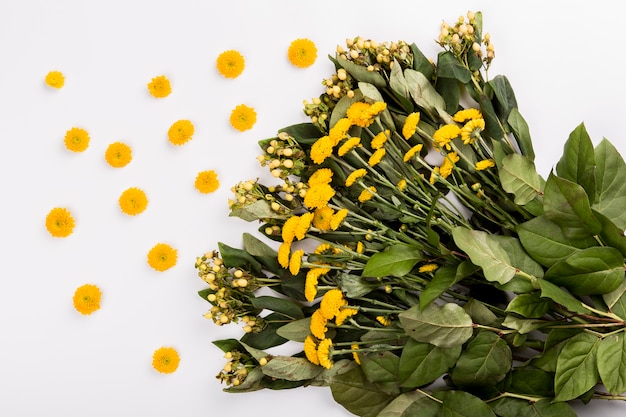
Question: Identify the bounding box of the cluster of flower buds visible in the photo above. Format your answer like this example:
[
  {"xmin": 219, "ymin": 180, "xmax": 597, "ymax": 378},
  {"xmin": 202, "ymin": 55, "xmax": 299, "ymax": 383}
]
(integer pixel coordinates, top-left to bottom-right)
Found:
[
  {"xmin": 337, "ymin": 37, "xmax": 413, "ymax": 73},
  {"xmin": 256, "ymin": 132, "xmax": 307, "ymax": 179},
  {"xmin": 228, "ymin": 179, "xmax": 263, "ymax": 209},
  {"xmin": 303, "ymin": 96, "xmax": 334, "ymax": 131},
  {"xmin": 438, "ymin": 11, "xmax": 495, "ymax": 68},
  {"xmin": 216, "ymin": 350, "xmax": 254, "ymax": 387}
]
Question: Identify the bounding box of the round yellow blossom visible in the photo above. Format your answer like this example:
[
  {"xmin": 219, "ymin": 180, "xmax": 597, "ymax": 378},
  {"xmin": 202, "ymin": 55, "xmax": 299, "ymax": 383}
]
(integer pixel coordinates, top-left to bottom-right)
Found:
[
  {"xmin": 168, "ymin": 120, "xmax": 195, "ymax": 145},
  {"xmin": 397, "ymin": 179, "xmax": 407, "ymax": 191},
  {"xmin": 216, "ymin": 50, "xmax": 245, "ymax": 79},
  {"xmin": 351, "ymin": 344, "xmax": 361, "ymax": 365},
  {"xmin": 475, "ymin": 159, "xmax": 496, "ymax": 171},
  {"xmin": 73, "ymin": 284, "xmax": 102, "ymax": 315},
  {"xmin": 289, "ymin": 249, "xmax": 304, "ymax": 275},
  {"xmin": 308, "ymin": 168, "xmax": 333, "ymax": 186},
  {"xmin": 310, "ymin": 135, "xmax": 334, "ymax": 164},
  {"xmin": 64, "ymin": 127, "xmax": 90, "ymax": 152},
  {"xmin": 433, "ymin": 124, "xmax": 461, "ymax": 150},
  {"xmin": 147, "ymin": 243, "xmax": 178, "ymax": 272},
  {"xmin": 295, "ymin": 212, "xmax": 314, "ymax": 240},
  {"xmin": 277, "ymin": 241, "xmax": 291, "ymax": 269},
  {"xmin": 314, "ymin": 243, "xmax": 335, "ymax": 255},
  {"xmin": 147, "ymin": 75, "xmax": 171, "ymax": 98},
  {"xmin": 330, "ymin": 208, "xmax": 348, "ymax": 230},
  {"xmin": 346, "ymin": 102, "xmax": 375, "ymax": 127},
  {"xmin": 461, "ymin": 118, "xmax": 485, "ymax": 144},
  {"xmin": 320, "ymin": 288, "xmax": 347, "ymax": 320},
  {"xmin": 429, "ymin": 166, "xmax": 441, "ymax": 184},
  {"xmin": 45, "ymin": 207, "xmax": 75, "ymax": 238},
  {"xmin": 403, "ymin": 144, "xmax": 424, "ymax": 162},
  {"xmin": 371, "ymin": 130, "xmax": 389, "ymax": 150},
  {"xmin": 305, "ymin": 268, "xmax": 330, "ymax": 302},
  {"xmin": 337, "ymin": 137, "xmax": 361, "ymax": 156},
  {"xmin": 335, "ymin": 307, "xmax": 358, "ymax": 326},
  {"xmin": 376, "ymin": 316, "xmax": 392, "ymax": 326},
  {"xmin": 440, "ymin": 152, "xmax": 460, "ymax": 179},
  {"xmin": 118, "ymin": 187, "xmax": 148, "ymax": 216},
  {"xmin": 317, "ymin": 338, "xmax": 333, "ymax": 369},
  {"xmin": 329, "ymin": 118, "xmax": 352, "ymax": 145},
  {"xmin": 304, "ymin": 335, "xmax": 320, "ymax": 365},
  {"xmin": 367, "ymin": 102, "xmax": 387, "ymax": 120},
  {"xmin": 303, "ymin": 184, "xmax": 335, "ymax": 209},
  {"xmin": 368, "ymin": 148, "xmax": 386, "ymax": 167},
  {"xmin": 453, "ymin": 108, "xmax": 482, "ymax": 123},
  {"xmin": 402, "ymin": 112, "xmax": 421, "ymax": 139},
  {"xmin": 313, "ymin": 206, "xmax": 334, "ymax": 231},
  {"xmin": 310, "ymin": 309, "xmax": 328, "ymax": 339},
  {"xmin": 358, "ymin": 186, "xmax": 376, "ymax": 202},
  {"xmin": 281, "ymin": 216, "xmax": 300, "ymax": 243},
  {"xmin": 105, "ymin": 142, "xmax": 132, "ymax": 168},
  {"xmin": 45, "ymin": 70, "xmax": 64, "ymax": 89},
  {"xmin": 418, "ymin": 263, "xmax": 440, "ymax": 273},
  {"xmin": 288, "ymin": 38, "xmax": 318, "ymax": 68},
  {"xmin": 345, "ymin": 168, "xmax": 367, "ymax": 187},
  {"xmin": 152, "ymin": 346, "xmax": 180, "ymax": 374},
  {"xmin": 230, "ymin": 104, "xmax": 257, "ymax": 132},
  {"xmin": 195, "ymin": 170, "xmax": 220, "ymax": 194}
]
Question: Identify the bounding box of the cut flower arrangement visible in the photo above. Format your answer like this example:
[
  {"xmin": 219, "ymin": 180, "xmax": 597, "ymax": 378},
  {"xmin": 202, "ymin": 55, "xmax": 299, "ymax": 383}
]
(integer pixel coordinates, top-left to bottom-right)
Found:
[{"xmin": 195, "ymin": 11, "xmax": 626, "ymax": 417}]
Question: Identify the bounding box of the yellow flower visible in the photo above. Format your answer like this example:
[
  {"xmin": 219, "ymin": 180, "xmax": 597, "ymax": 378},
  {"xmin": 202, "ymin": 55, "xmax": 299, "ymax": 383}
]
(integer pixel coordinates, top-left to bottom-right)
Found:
[
  {"xmin": 314, "ymin": 244, "xmax": 335, "ymax": 255},
  {"xmin": 356, "ymin": 241, "xmax": 364, "ymax": 253},
  {"xmin": 419, "ymin": 263, "xmax": 439, "ymax": 273},
  {"xmin": 73, "ymin": 284, "xmax": 102, "ymax": 315},
  {"xmin": 345, "ymin": 168, "xmax": 367, "ymax": 187},
  {"xmin": 308, "ymin": 168, "xmax": 333, "ymax": 187},
  {"xmin": 45, "ymin": 207, "xmax": 75, "ymax": 238},
  {"xmin": 168, "ymin": 120, "xmax": 195, "ymax": 145},
  {"xmin": 358, "ymin": 186, "xmax": 376, "ymax": 202},
  {"xmin": 304, "ymin": 335, "xmax": 320, "ymax": 365},
  {"xmin": 310, "ymin": 309, "xmax": 328, "ymax": 339},
  {"xmin": 329, "ymin": 118, "xmax": 352, "ymax": 145},
  {"xmin": 439, "ymin": 152, "xmax": 460, "ymax": 179},
  {"xmin": 281, "ymin": 215, "xmax": 300, "ymax": 243},
  {"xmin": 147, "ymin": 243, "xmax": 178, "ymax": 272},
  {"xmin": 305, "ymin": 268, "xmax": 330, "ymax": 302},
  {"xmin": 195, "ymin": 170, "xmax": 220, "ymax": 194},
  {"xmin": 461, "ymin": 118, "xmax": 485, "ymax": 144},
  {"xmin": 288, "ymin": 38, "xmax": 318, "ymax": 68},
  {"xmin": 152, "ymin": 346, "xmax": 180, "ymax": 374},
  {"xmin": 337, "ymin": 137, "xmax": 361, "ymax": 156},
  {"xmin": 64, "ymin": 127, "xmax": 90, "ymax": 152},
  {"xmin": 453, "ymin": 108, "xmax": 482, "ymax": 123},
  {"xmin": 351, "ymin": 344, "xmax": 361, "ymax": 365},
  {"xmin": 277, "ymin": 241, "xmax": 291, "ymax": 269},
  {"xmin": 376, "ymin": 316, "xmax": 392, "ymax": 326},
  {"xmin": 346, "ymin": 102, "xmax": 375, "ymax": 128},
  {"xmin": 367, "ymin": 102, "xmax": 387, "ymax": 119},
  {"xmin": 368, "ymin": 148, "xmax": 385, "ymax": 167},
  {"xmin": 320, "ymin": 288, "xmax": 346, "ymax": 319},
  {"xmin": 371, "ymin": 130, "xmax": 389, "ymax": 150},
  {"xmin": 317, "ymin": 338, "xmax": 333, "ymax": 369},
  {"xmin": 45, "ymin": 70, "xmax": 64, "ymax": 89},
  {"xmin": 429, "ymin": 166, "xmax": 440, "ymax": 184},
  {"xmin": 402, "ymin": 112, "xmax": 421, "ymax": 139},
  {"xmin": 330, "ymin": 208, "xmax": 348, "ymax": 230},
  {"xmin": 335, "ymin": 307, "xmax": 358, "ymax": 326},
  {"xmin": 118, "ymin": 187, "xmax": 148, "ymax": 216},
  {"xmin": 230, "ymin": 104, "xmax": 257, "ymax": 132},
  {"xmin": 475, "ymin": 159, "xmax": 496, "ymax": 171},
  {"xmin": 147, "ymin": 75, "xmax": 171, "ymax": 98},
  {"xmin": 105, "ymin": 142, "xmax": 132, "ymax": 168},
  {"xmin": 397, "ymin": 179, "xmax": 407, "ymax": 191},
  {"xmin": 304, "ymin": 184, "xmax": 335, "ymax": 209},
  {"xmin": 295, "ymin": 212, "xmax": 315, "ymax": 239},
  {"xmin": 313, "ymin": 206, "xmax": 334, "ymax": 231},
  {"xmin": 216, "ymin": 50, "xmax": 245, "ymax": 79},
  {"xmin": 289, "ymin": 249, "xmax": 304, "ymax": 275},
  {"xmin": 403, "ymin": 144, "xmax": 424, "ymax": 162},
  {"xmin": 310, "ymin": 135, "xmax": 334, "ymax": 164},
  {"xmin": 433, "ymin": 124, "xmax": 461, "ymax": 150}
]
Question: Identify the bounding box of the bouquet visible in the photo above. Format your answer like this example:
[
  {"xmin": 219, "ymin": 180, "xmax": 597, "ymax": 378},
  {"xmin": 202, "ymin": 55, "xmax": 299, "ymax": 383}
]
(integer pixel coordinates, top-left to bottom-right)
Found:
[{"xmin": 195, "ymin": 11, "xmax": 626, "ymax": 417}]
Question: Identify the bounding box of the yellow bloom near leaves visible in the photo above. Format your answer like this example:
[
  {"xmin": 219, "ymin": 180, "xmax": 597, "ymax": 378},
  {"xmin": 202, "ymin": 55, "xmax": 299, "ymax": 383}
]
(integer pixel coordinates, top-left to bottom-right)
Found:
[
  {"xmin": 402, "ymin": 112, "xmax": 421, "ymax": 139},
  {"xmin": 330, "ymin": 208, "xmax": 348, "ymax": 230},
  {"xmin": 345, "ymin": 168, "xmax": 367, "ymax": 187},
  {"xmin": 230, "ymin": 104, "xmax": 257, "ymax": 132},
  {"xmin": 295, "ymin": 212, "xmax": 314, "ymax": 240},
  {"xmin": 346, "ymin": 102, "xmax": 375, "ymax": 128},
  {"xmin": 277, "ymin": 241, "xmax": 291, "ymax": 269},
  {"xmin": 289, "ymin": 249, "xmax": 304, "ymax": 275},
  {"xmin": 403, "ymin": 144, "xmax": 423, "ymax": 162},
  {"xmin": 475, "ymin": 159, "xmax": 496, "ymax": 171},
  {"xmin": 433, "ymin": 124, "xmax": 460, "ymax": 150},
  {"xmin": 304, "ymin": 335, "xmax": 320, "ymax": 365},
  {"xmin": 317, "ymin": 338, "xmax": 333, "ymax": 369},
  {"xmin": 64, "ymin": 127, "xmax": 90, "ymax": 152},
  {"xmin": 371, "ymin": 130, "xmax": 389, "ymax": 150},
  {"xmin": 320, "ymin": 288, "xmax": 347, "ymax": 320},
  {"xmin": 419, "ymin": 263, "xmax": 439, "ymax": 273},
  {"xmin": 310, "ymin": 135, "xmax": 334, "ymax": 164},
  {"xmin": 310, "ymin": 309, "xmax": 328, "ymax": 339},
  {"xmin": 313, "ymin": 206, "xmax": 334, "ymax": 231},
  {"xmin": 45, "ymin": 70, "xmax": 64, "ymax": 89},
  {"xmin": 168, "ymin": 120, "xmax": 195, "ymax": 145},
  {"xmin": 105, "ymin": 142, "xmax": 132, "ymax": 168},
  {"xmin": 329, "ymin": 118, "xmax": 352, "ymax": 145},
  {"xmin": 73, "ymin": 284, "xmax": 102, "ymax": 315},
  {"xmin": 281, "ymin": 215, "xmax": 300, "ymax": 243},
  {"xmin": 195, "ymin": 170, "xmax": 220, "ymax": 194},
  {"xmin": 358, "ymin": 186, "xmax": 376, "ymax": 202},
  {"xmin": 303, "ymin": 184, "xmax": 335, "ymax": 209},
  {"xmin": 337, "ymin": 136, "xmax": 361, "ymax": 156},
  {"xmin": 335, "ymin": 306, "xmax": 358, "ymax": 326},
  {"xmin": 351, "ymin": 344, "xmax": 361, "ymax": 365},
  {"xmin": 305, "ymin": 267, "xmax": 330, "ymax": 302},
  {"xmin": 308, "ymin": 168, "xmax": 333, "ymax": 186},
  {"xmin": 288, "ymin": 38, "xmax": 318, "ymax": 68},
  {"xmin": 45, "ymin": 207, "xmax": 75, "ymax": 238},
  {"xmin": 461, "ymin": 118, "xmax": 486, "ymax": 144},
  {"xmin": 147, "ymin": 243, "xmax": 178, "ymax": 272},
  {"xmin": 216, "ymin": 50, "xmax": 245, "ymax": 79},
  {"xmin": 147, "ymin": 75, "xmax": 171, "ymax": 98},
  {"xmin": 118, "ymin": 187, "xmax": 148, "ymax": 216},
  {"xmin": 440, "ymin": 152, "xmax": 460, "ymax": 179},
  {"xmin": 152, "ymin": 346, "xmax": 180, "ymax": 374},
  {"xmin": 368, "ymin": 148, "xmax": 385, "ymax": 167},
  {"xmin": 453, "ymin": 108, "xmax": 482, "ymax": 123}
]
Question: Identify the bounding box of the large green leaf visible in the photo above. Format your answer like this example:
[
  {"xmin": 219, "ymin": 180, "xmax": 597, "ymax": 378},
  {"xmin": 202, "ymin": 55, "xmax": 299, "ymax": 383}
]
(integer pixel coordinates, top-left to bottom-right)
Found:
[
  {"xmin": 593, "ymin": 138, "xmax": 626, "ymax": 229},
  {"xmin": 389, "ymin": 58, "xmax": 409, "ymax": 99},
  {"xmin": 398, "ymin": 303, "xmax": 473, "ymax": 348},
  {"xmin": 505, "ymin": 292, "xmax": 552, "ymax": 318},
  {"xmin": 362, "ymin": 244, "xmax": 423, "ymax": 278},
  {"xmin": 217, "ymin": 241, "xmax": 263, "ymax": 274},
  {"xmin": 398, "ymin": 339, "xmax": 461, "ymax": 388},
  {"xmin": 499, "ymin": 153, "xmax": 544, "ymax": 205},
  {"xmin": 250, "ymin": 296, "xmax": 304, "ymax": 320},
  {"xmin": 490, "ymin": 398, "xmax": 577, "ymax": 417},
  {"xmin": 508, "ymin": 107, "xmax": 535, "ymax": 160},
  {"xmin": 240, "ymin": 312, "xmax": 288, "ymax": 349},
  {"xmin": 554, "ymin": 332, "xmax": 601, "ymax": 401},
  {"xmin": 404, "ymin": 68, "xmax": 450, "ymax": 123},
  {"xmin": 276, "ymin": 317, "xmax": 311, "ymax": 342},
  {"xmin": 594, "ymin": 210, "xmax": 626, "ymax": 257},
  {"xmin": 361, "ymin": 351, "xmax": 400, "ymax": 384},
  {"xmin": 556, "ymin": 123, "xmax": 596, "ymax": 200},
  {"xmin": 537, "ymin": 280, "xmax": 590, "ymax": 315},
  {"xmin": 333, "ymin": 54, "xmax": 387, "ymax": 88},
  {"xmin": 450, "ymin": 331, "xmax": 512, "ymax": 387},
  {"xmin": 419, "ymin": 265, "xmax": 461, "ymax": 310},
  {"xmin": 437, "ymin": 51, "xmax": 472, "ymax": 83},
  {"xmin": 603, "ymin": 278, "xmax": 626, "ymax": 310},
  {"xmin": 489, "ymin": 75, "xmax": 518, "ymax": 122},
  {"xmin": 597, "ymin": 332, "xmax": 626, "ymax": 395},
  {"xmin": 433, "ymin": 390, "xmax": 496, "ymax": 417},
  {"xmin": 261, "ymin": 356, "xmax": 322, "ymax": 381},
  {"xmin": 330, "ymin": 366, "xmax": 396, "ymax": 417}
]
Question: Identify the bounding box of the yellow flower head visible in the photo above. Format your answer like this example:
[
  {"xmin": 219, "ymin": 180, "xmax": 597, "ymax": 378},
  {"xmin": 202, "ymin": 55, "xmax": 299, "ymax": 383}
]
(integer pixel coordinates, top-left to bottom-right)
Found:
[
  {"xmin": 45, "ymin": 207, "xmax": 75, "ymax": 238},
  {"xmin": 330, "ymin": 208, "xmax": 348, "ymax": 230},
  {"xmin": 461, "ymin": 118, "xmax": 485, "ymax": 144},
  {"xmin": 402, "ymin": 112, "xmax": 421, "ymax": 139},
  {"xmin": 230, "ymin": 104, "xmax": 257, "ymax": 132},
  {"xmin": 313, "ymin": 206, "xmax": 335, "ymax": 231},
  {"xmin": 418, "ymin": 263, "xmax": 439, "ymax": 273},
  {"xmin": 73, "ymin": 284, "xmax": 102, "ymax": 315},
  {"xmin": 371, "ymin": 130, "xmax": 389, "ymax": 150},
  {"xmin": 356, "ymin": 241, "xmax": 364, "ymax": 254},
  {"xmin": 329, "ymin": 118, "xmax": 352, "ymax": 145},
  {"xmin": 314, "ymin": 244, "xmax": 336, "ymax": 255},
  {"xmin": 397, "ymin": 179, "xmax": 407, "ymax": 191},
  {"xmin": 433, "ymin": 124, "xmax": 461, "ymax": 150},
  {"xmin": 320, "ymin": 288, "xmax": 347, "ymax": 320},
  {"xmin": 403, "ymin": 144, "xmax": 424, "ymax": 162},
  {"xmin": 308, "ymin": 168, "xmax": 333, "ymax": 187},
  {"xmin": 376, "ymin": 316, "xmax": 392, "ymax": 326},
  {"xmin": 453, "ymin": 108, "xmax": 482, "ymax": 123},
  {"xmin": 118, "ymin": 187, "xmax": 148, "ymax": 216},
  {"xmin": 317, "ymin": 338, "xmax": 333, "ymax": 369},
  {"xmin": 281, "ymin": 215, "xmax": 300, "ymax": 243},
  {"xmin": 288, "ymin": 38, "xmax": 318, "ymax": 68},
  {"xmin": 147, "ymin": 243, "xmax": 178, "ymax": 272},
  {"xmin": 475, "ymin": 159, "xmax": 496, "ymax": 171},
  {"xmin": 303, "ymin": 184, "xmax": 335, "ymax": 209},
  {"xmin": 305, "ymin": 267, "xmax": 330, "ymax": 302},
  {"xmin": 195, "ymin": 170, "xmax": 220, "ymax": 194},
  {"xmin": 335, "ymin": 307, "xmax": 358, "ymax": 326},
  {"xmin": 216, "ymin": 50, "xmax": 245, "ymax": 79},
  {"xmin": 45, "ymin": 71, "xmax": 64, "ymax": 89},
  {"xmin": 358, "ymin": 186, "xmax": 377, "ymax": 202},
  {"xmin": 168, "ymin": 120, "xmax": 195, "ymax": 145},
  {"xmin": 368, "ymin": 148, "xmax": 386, "ymax": 167},
  {"xmin": 310, "ymin": 309, "xmax": 328, "ymax": 339},
  {"xmin": 295, "ymin": 212, "xmax": 313, "ymax": 240},
  {"xmin": 429, "ymin": 166, "xmax": 440, "ymax": 184},
  {"xmin": 439, "ymin": 152, "xmax": 460, "ymax": 179},
  {"xmin": 105, "ymin": 142, "xmax": 132, "ymax": 168},
  {"xmin": 310, "ymin": 135, "xmax": 334, "ymax": 164},
  {"xmin": 289, "ymin": 249, "xmax": 304, "ymax": 275},
  {"xmin": 346, "ymin": 102, "xmax": 375, "ymax": 128},
  {"xmin": 304, "ymin": 335, "xmax": 320, "ymax": 365},
  {"xmin": 152, "ymin": 346, "xmax": 180, "ymax": 374},
  {"xmin": 367, "ymin": 102, "xmax": 387, "ymax": 118},
  {"xmin": 147, "ymin": 75, "xmax": 171, "ymax": 98},
  {"xmin": 345, "ymin": 168, "xmax": 367, "ymax": 187},
  {"xmin": 351, "ymin": 344, "xmax": 361, "ymax": 365},
  {"xmin": 277, "ymin": 241, "xmax": 291, "ymax": 269},
  {"xmin": 64, "ymin": 127, "xmax": 90, "ymax": 152},
  {"xmin": 337, "ymin": 136, "xmax": 361, "ymax": 156}
]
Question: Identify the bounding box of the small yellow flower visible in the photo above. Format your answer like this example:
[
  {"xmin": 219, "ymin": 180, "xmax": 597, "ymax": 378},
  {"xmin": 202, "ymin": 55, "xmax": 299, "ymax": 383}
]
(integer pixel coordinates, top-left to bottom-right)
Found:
[
  {"xmin": 118, "ymin": 187, "xmax": 148, "ymax": 216},
  {"xmin": 147, "ymin": 243, "xmax": 178, "ymax": 272},
  {"xmin": 356, "ymin": 241, "xmax": 364, "ymax": 253},
  {"xmin": 346, "ymin": 102, "xmax": 375, "ymax": 128},
  {"xmin": 314, "ymin": 244, "xmax": 335, "ymax": 255},
  {"xmin": 368, "ymin": 148, "xmax": 386, "ymax": 167},
  {"xmin": 335, "ymin": 307, "xmax": 358, "ymax": 326},
  {"xmin": 320, "ymin": 288, "xmax": 347, "ymax": 320},
  {"xmin": 418, "ymin": 263, "xmax": 439, "ymax": 273},
  {"xmin": 475, "ymin": 159, "xmax": 496, "ymax": 171},
  {"xmin": 461, "ymin": 118, "xmax": 485, "ymax": 144},
  {"xmin": 358, "ymin": 186, "xmax": 376, "ymax": 202},
  {"xmin": 168, "ymin": 120, "xmax": 195, "ymax": 145},
  {"xmin": 45, "ymin": 71, "xmax": 64, "ymax": 89},
  {"xmin": 345, "ymin": 168, "xmax": 367, "ymax": 187},
  {"xmin": 403, "ymin": 144, "xmax": 424, "ymax": 162},
  {"xmin": 195, "ymin": 170, "xmax": 220, "ymax": 194},
  {"xmin": 281, "ymin": 215, "xmax": 300, "ymax": 243},
  {"xmin": 305, "ymin": 268, "xmax": 330, "ymax": 302},
  {"xmin": 64, "ymin": 127, "xmax": 90, "ymax": 152},
  {"xmin": 330, "ymin": 208, "xmax": 348, "ymax": 230},
  {"xmin": 371, "ymin": 130, "xmax": 389, "ymax": 150},
  {"xmin": 402, "ymin": 112, "xmax": 421, "ymax": 139},
  {"xmin": 46, "ymin": 207, "xmax": 75, "ymax": 238},
  {"xmin": 288, "ymin": 38, "xmax": 318, "ymax": 68},
  {"xmin": 313, "ymin": 206, "xmax": 334, "ymax": 231},
  {"xmin": 73, "ymin": 284, "xmax": 102, "ymax": 315},
  {"xmin": 429, "ymin": 166, "xmax": 440, "ymax": 184},
  {"xmin": 152, "ymin": 346, "xmax": 180, "ymax": 374},
  {"xmin": 230, "ymin": 104, "xmax": 257, "ymax": 132},
  {"xmin": 337, "ymin": 137, "xmax": 361, "ymax": 156},
  {"xmin": 376, "ymin": 316, "xmax": 392, "ymax": 326},
  {"xmin": 147, "ymin": 75, "xmax": 171, "ymax": 98},
  {"xmin": 310, "ymin": 135, "xmax": 334, "ymax": 164},
  {"xmin": 317, "ymin": 338, "xmax": 333, "ymax": 369},
  {"xmin": 277, "ymin": 241, "xmax": 291, "ymax": 269},
  {"xmin": 453, "ymin": 108, "xmax": 482, "ymax": 123},
  {"xmin": 216, "ymin": 50, "xmax": 245, "ymax": 79},
  {"xmin": 433, "ymin": 124, "xmax": 461, "ymax": 150},
  {"xmin": 397, "ymin": 179, "xmax": 407, "ymax": 191},
  {"xmin": 295, "ymin": 212, "xmax": 314, "ymax": 240},
  {"xmin": 367, "ymin": 102, "xmax": 387, "ymax": 119},
  {"xmin": 289, "ymin": 249, "xmax": 304, "ymax": 275},
  {"xmin": 308, "ymin": 168, "xmax": 333, "ymax": 186},
  {"xmin": 351, "ymin": 344, "xmax": 361, "ymax": 365},
  {"xmin": 439, "ymin": 152, "xmax": 460, "ymax": 179},
  {"xmin": 105, "ymin": 142, "xmax": 132, "ymax": 168},
  {"xmin": 303, "ymin": 184, "xmax": 335, "ymax": 209},
  {"xmin": 304, "ymin": 335, "xmax": 320, "ymax": 365},
  {"xmin": 310, "ymin": 309, "xmax": 328, "ymax": 339},
  {"xmin": 329, "ymin": 118, "xmax": 353, "ymax": 145}
]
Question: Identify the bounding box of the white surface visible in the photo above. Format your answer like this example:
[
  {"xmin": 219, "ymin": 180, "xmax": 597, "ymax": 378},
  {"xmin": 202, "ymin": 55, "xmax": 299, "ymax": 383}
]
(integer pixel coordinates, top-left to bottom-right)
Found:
[{"xmin": 0, "ymin": 0, "xmax": 625, "ymax": 416}]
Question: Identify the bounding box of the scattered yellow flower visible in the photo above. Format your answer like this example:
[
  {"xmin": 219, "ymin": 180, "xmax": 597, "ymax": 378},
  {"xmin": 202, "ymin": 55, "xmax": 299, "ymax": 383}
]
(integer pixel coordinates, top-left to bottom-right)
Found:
[
  {"xmin": 152, "ymin": 346, "xmax": 180, "ymax": 374},
  {"xmin": 64, "ymin": 127, "xmax": 90, "ymax": 152},
  {"xmin": 461, "ymin": 118, "xmax": 486, "ymax": 144},
  {"xmin": 45, "ymin": 207, "xmax": 75, "ymax": 238},
  {"xmin": 147, "ymin": 75, "xmax": 171, "ymax": 98},
  {"xmin": 195, "ymin": 170, "xmax": 220, "ymax": 194},
  {"xmin": 308, "ymin": 168, "xmax": 333, "ymax": 186},
  {"xmin": 403, "ymin": 144, "xmax": 424, "ymax": 162},
  {"xmin": 304, "ymin": 335, "xmax": 320, "ymax": 365},
  {"xmin": 368, "ymin": 148, "xmax": 385, "ymax": 167},
  {"xmin": 230, "ymin": 104, "xmax": 257, "ymax": 132},
  {"xmin": 418, "ymin": 263, "xmax": 439, "ymax": 273},
  {"xmin": 337, "ymin": 137, "xmax": 361, "ymax": 156},
  {"xmin": 147, "ymin": 243, "xmax": 178, "ymax": 272},
  {"xmin": 277, "ymin": 241, "xmax": 291, "ymax": 269},
  {"xmin": 402, "ymin": 112, "xmax": 421, "ymax": 139},
  {"xmin": 73, "ymin": 284, "xmax": 102, "ymax": 315},
  {"xmin": 289, "ymin": 249, "xmax": 304, "ymax": 275},
  {"xmin": 303, "ymin": 184, "xmax": 335, "ymax": 209},
  {"xmin": 397, "ymin": 179, "xmax": 407, "ymax": 191},
  {"xmin": 168, "ymin": 120, "xmax": 195, "ymax": 145},
  {"xmin": 310, "ymin": 135, "xmax": 334, "ymax": 164},
  {"xmin": 118, "ymin": 187, "xmax": 148, "ymax": 216},
  {"xmin": 320, "ymin": 288, "xmax": 347, "ymax": 320},
  {"xmin": 330, "ymin": 208, "xmax": 348, "ymax": 230},
  {"xmin": 313, "ymin": 206, "xmax": 334, "ymax": 231},
  {"xmin": 216, "ymin": 50, "xmax": 245, "ymax": 79},
  {"xmin": 371, "ymin": 130, "xmax": 389, "ymax": 150},
  {"xmin": 453, "ymin": 108, "xmax": 482, "ymax": 123},
  {"xmin": 317, "ymin": 338, "xmax": 333, "ymax": 369},
  {"xmin": 358, "ymin": 186, "xmax": 376, "ymax": 202},
  {"xmin": 105, "ymin": 142, "xmax": 132, "ymax": 168},
  {"xmin": 310, "ymin": 309, "xmax": 328, "ymax": 339},
  {"xmin": 346, "ymin": 102, "xmax": 375, "ymax": 128},
  {"xmin": 345, "ymin": 168, "xmax": 367, "ymax": 187},
  {"xmin": 45, "ymin": 70, "xmax": 64, "ymax": 89},
  {"xmin": 475, "ymin": 159, "xmax": 496, "ymax": 171},
  {"xmin": 288, "ymin": 38, "xmax": 318, "ymax": 68}
]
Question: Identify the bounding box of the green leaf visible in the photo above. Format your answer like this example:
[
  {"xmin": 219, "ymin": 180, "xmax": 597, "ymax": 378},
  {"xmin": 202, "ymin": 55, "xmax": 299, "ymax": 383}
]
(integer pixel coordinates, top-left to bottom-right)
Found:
[
  {"xmin": 489, "ymin": 75, "xmax": 518, "ymax": 122},
  {"xmin": 538, "ymin": 280, "xmax": 590, "ymax": 315},
  {"xmin": 362, "ymin": 244, "xmax": 423, "ymax": 278},
  {"xmin": 376, "ymin": 391, "xmax": 434, "ymax": 417},
  {"xmin": 435, "ymin": 77, "xmax": 461, "ymax": 115},
  {"xmin": 509, "ymin": 369, "xmax": 555, "ymax": 397},
  {"xmin": 242, "ymin": 232, "xmax": 280, "ymax": 271},
  {"xmin": 229, "ymin": 199, "xmax": 284, "ymax": 222},
  {"xmin": 593, "ymin": 138, "xmax": 626, "ymax": 229},
  {"xmin": 261, "ymin": 356, "xmax": 322, "ymax": 381},
  {"xmin": 544, "ymin": 247, "xmax": 624, "ymax": 295},
  {"xmin": 223, "ymin": 366, "xmax": 265, "ymax": 393},
  {"xmin": 544, "ymin": 172, "xmax": 602, "ymax": 239},
  {"xmin": 437, "ymin": 51, "xmax": 472, "ymax": 83},
  {"xmin": 499, "ymin": 153, "xmax": 544, "ymax": 205},
  {"xmin": 402, "ymin": 396, "xmax": 442, "ymax": 417},
  {"xmin": 603, "ymin": 278, "xmax": 626, "ymax": 310},
  {"xmin": 452, "ymin": 228, "xmax": 544, "ymax": 285},
  {"xmin": 278, "ymin": 122, "xmax": 324, "ymax": 143},
  {"xmin": 240, "ymin": 312, "xmax": 288, "ymax": 349},
  {"xmin": 250, "ymin": 296, "xmax": 304, "ymax": 320},
  {"xmin": 361, "ymin": 351, "xmax": 400, "ymax": 384},
  {"xmin": 420, "ymin": 265, "xmax": 461, "ymax": 310},
  {"xmin": 310, "ymin": 359, "xmax": 358, "ymax": 387},
  {"xmin": 597, "ymin": 332, "xmax": 626, "ymax": 395},
  {"xmin": 502, "ymin": 315, "xmax": 549, "ymax": 334},
  {"xmin": 218, "ymin": 241, "xmax": 263, "ymax": 274},
  {"xmin": 336, "ymin": 273, "xmax": 379, "ymax": 298},
  {"xmin": 330, "ymin": 366, "xmax": 396, "ymax": 417},
  {"xmin": 506, "ymin": 293, "xmax": 552, "ymax": 318},
  {"xmin": 404, "ymin": 68, "xmax": 450, "ymax": 122},
  {"xmin": 490, "ymin": 398, "xmax": 577, "ymax": 417},
  {"xmin": 451, "ymin": 331, "xmax": 512, "ymax": 387},
  {"xmin": 399, "ymin": 302, "xmax": 473, "ymax": 348},
  {"xmin": 554, "ymin": 332, "xmax": 601, "ymax": 401},
  {"xmin": 398, "ymin": 339, "xmax": 461, "ymax": 388},
  {"xmin": 212, "ymin": 338, "xmax": 243, "ymax": 354},
  {"xmin": 389, "ymin": 58, "xmax": 409, "ymax": 99},
  {"xmin": 334, "ymin": 54, "xmax": 387, "ymax": 88},
  {"xmin": 410, "ymin": 43, "xmax": 434, "ymax": 79},
  {"xmin": 275, "ymin": 317, "xmax": 311, "ymax": 342},
  {"xmin": 463, "ymin": 298, "xmax": 498, "ymax": 325},
  {"xmin": 556, "ymin": 123, "xmax": 596, "ymax": 200},
  {"xmin": 594, "ymin": 210, "xmax": 626, "ymax": 257},
  {"xmin": 479, "ymin": 93, "xmax": 505, "ymax": 141},
  {"xmin": 508, "ymin": 107, "xmax": 535, "ymax": 160},
  {"xmin": 433, "ymin": 390, "xmax": 496, "ymax": 417}
]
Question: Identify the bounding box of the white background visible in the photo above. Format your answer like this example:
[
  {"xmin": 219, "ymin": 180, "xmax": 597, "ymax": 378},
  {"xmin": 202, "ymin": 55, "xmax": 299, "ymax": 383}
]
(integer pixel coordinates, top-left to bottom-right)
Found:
[{"xmin": 1, "ymin": 0, "xmax": 625, "ymax": 416}]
